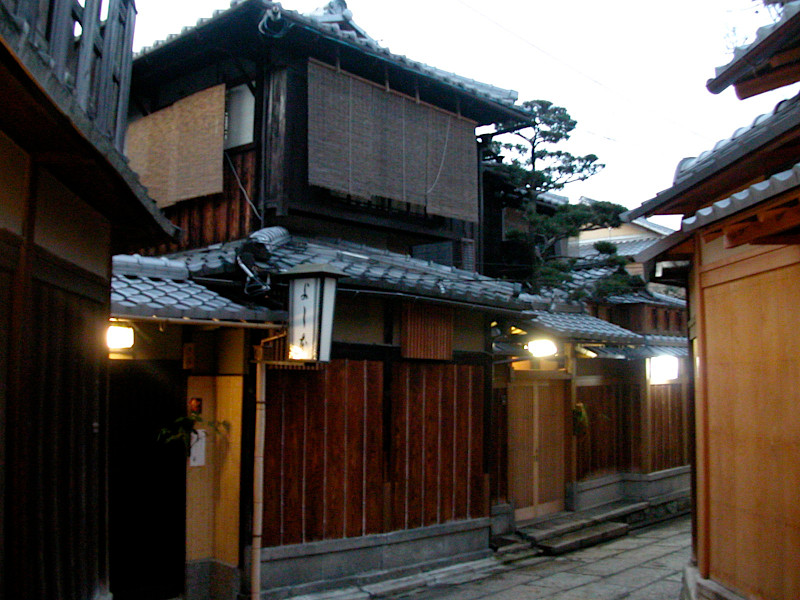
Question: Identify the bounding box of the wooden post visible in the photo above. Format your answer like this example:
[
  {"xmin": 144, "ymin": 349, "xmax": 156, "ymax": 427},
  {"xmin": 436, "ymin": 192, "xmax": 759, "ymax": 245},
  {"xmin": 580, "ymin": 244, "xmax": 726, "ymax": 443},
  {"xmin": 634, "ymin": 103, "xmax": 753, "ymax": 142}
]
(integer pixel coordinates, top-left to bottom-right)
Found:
[{"xmin": 693, "ymin": 237, "xmax": 711, "ymax": 579}]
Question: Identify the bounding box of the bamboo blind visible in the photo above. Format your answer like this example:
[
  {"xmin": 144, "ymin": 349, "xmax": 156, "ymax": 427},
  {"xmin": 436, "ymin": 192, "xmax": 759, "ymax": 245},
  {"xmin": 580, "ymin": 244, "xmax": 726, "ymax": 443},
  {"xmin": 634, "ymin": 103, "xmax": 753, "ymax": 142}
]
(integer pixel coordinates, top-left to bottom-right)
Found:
[
  {"xmin": 126, "ymin": 84, "xmax": 225, "ymax": 208},
  {"xmin": 307, "ymin": 61, "xmax": 479, "ymax": 222}
]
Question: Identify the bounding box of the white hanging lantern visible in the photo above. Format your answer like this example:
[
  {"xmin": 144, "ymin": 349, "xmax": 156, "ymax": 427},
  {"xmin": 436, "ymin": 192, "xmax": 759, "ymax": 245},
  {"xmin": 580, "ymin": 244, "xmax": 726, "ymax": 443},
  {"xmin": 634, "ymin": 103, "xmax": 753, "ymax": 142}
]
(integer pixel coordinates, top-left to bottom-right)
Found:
[{"xmin": 284, "ymin": 264, "xmax": 344, "ymax": 362}]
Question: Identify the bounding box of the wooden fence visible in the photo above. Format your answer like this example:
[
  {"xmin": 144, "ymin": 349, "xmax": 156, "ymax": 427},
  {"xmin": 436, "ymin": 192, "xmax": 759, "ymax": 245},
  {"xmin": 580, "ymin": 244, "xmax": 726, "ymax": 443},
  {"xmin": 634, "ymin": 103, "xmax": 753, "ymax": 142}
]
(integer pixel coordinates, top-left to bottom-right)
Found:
[
  {"xmin": 575, "ymin": 380, "xmax": 689, "ymax": 481},
  {"xmin": 260, "ymin": 359, "xmax": 487, "ymax": 547}
]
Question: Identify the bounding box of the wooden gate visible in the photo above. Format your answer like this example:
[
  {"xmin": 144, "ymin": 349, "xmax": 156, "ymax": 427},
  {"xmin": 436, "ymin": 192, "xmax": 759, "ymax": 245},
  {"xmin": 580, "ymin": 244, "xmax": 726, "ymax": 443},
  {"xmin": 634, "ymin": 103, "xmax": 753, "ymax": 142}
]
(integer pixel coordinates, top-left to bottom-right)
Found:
[{"xmin": 507, "ymin": 374, "xmax": 568, "ymax": 521}]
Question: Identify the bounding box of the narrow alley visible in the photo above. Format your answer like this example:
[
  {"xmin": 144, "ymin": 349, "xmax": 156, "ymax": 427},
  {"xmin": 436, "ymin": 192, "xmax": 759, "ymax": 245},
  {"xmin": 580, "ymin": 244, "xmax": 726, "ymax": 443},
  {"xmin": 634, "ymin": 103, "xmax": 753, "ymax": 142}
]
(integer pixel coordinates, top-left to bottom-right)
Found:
[{"xmin": 292, "ymin": 516, "xmax": 690, "ymax": 600}]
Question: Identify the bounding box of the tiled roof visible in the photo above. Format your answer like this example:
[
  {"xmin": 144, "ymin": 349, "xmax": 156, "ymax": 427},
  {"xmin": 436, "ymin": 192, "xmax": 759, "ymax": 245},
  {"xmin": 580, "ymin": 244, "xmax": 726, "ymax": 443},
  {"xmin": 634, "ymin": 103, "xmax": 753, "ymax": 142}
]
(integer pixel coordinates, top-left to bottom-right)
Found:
[
  {"xmin": 111, "ymin": 255, "xmax": 277, "ymax": 322},
  {"xmin": 523, "ymin": 309, "xmax": 644, "ymax": 344},
  {"xmin": 707, "ymin": 1, "xmax": 800, "ymax": 94},
  {"xmin": 623, "ymin": 90, "xmax": 800, "ymax": 222},
  {"xmin": 135, "ymin": 0, "xmax": 524, "ymax": 116},
  {"xmin": 587, "ymin": 341, "xmax": 688, "ymax": 360},
  {"xmin": 168, "ymin": 227, "xmax": 536, "ymax": 312},
  {"xmin": 574, "ymin": 236, "xmax": 660, "ymax": 259},
  {"xmin": 682, "ymin": 161, "xmax": 800, "ymax": 231}
]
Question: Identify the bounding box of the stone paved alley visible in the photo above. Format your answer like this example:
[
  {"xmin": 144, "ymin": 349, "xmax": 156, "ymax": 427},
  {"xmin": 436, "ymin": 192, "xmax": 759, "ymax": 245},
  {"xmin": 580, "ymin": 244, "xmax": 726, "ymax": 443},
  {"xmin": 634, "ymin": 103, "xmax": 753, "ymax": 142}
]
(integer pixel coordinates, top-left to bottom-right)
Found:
[{"xmin": 293, "ymin": 516, "xmax": 691, "ymax": 600}]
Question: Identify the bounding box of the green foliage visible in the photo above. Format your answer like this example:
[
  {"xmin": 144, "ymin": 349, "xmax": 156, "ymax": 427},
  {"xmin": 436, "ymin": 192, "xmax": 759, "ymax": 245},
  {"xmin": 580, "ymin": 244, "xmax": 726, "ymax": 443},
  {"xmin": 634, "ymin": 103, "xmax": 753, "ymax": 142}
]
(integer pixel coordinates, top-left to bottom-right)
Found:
[
  {"xmin": 591, "ymin": 269, "xmax": 645, "ymax": 300},
  {"xmin": 158, "ymin": 414, "xmax": 230, "ymax": 457},
  {"xmin": 493, "ymin": 99, "xmax": 605, "ymax": 196},
  {"xmin": 592, "ymin": 240, "xmax": 618, "ymax": 255},
  {"xmin": 573, "ymin": 402, "xmax": 589, "ymax": 436},
  {"xmin": 489, "ymin": 100, "xmax": 644, "ymax": 300}
]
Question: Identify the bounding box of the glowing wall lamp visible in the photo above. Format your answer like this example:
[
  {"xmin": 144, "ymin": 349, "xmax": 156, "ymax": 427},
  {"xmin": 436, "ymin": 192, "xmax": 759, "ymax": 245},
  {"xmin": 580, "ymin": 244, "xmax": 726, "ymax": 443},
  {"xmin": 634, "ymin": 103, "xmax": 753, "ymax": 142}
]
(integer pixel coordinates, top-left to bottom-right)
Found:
[
  {"xmin": 525, "ymin": 338, "xmax": 558, "ymax": 358},
  {"xmin": 649, "ymin": 354, "xmax": 679, "ymax": 384},
  {"xmin": 285, "ymin": 264, "xmax": 345, "ymax": 362},
  {"xmin": 106, "ymin": 323, "xmax": 134, "ymax": 350}
]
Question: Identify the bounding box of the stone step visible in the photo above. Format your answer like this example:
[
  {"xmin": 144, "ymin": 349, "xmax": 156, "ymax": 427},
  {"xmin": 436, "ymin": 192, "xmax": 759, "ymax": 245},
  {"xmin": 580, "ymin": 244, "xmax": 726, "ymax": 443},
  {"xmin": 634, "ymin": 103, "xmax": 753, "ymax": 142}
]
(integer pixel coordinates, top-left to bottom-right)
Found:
[{"xmin": 536, "ymin": 521, "xmax": 629, "ymax": 555}]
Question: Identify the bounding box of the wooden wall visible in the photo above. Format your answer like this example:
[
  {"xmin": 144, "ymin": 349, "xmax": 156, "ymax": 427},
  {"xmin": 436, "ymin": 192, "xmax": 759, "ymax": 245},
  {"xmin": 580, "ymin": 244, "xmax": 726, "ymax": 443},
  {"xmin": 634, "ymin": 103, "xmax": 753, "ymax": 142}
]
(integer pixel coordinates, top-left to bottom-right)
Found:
[
  {"xmin": 696, "ymin": 244, "xmax": 800, "ymax": 598},
  {"xmin": 3, "ymin": 240, "xmax": 111, "ymax": 600},
  {"xmin": 390, "ymin": 362, "xmax": 486, "ymax": 529},
  {"xmin": 260, "ymin": 359, "xmax": 487, "ymax": 547},
  {"xmin": 576, "ymin": 383, "xmax": 639, "ymax": 480},
  {"xmin": 648, "ymin": 382, "xmax": 690, "ymax": 472},
  {"xmin": 575, "ymin": 379, "xmax": 688, "ymax": 481},
  {"xmin": 149, "ymin": 146, "xmax": 257, "ymax": 254}
]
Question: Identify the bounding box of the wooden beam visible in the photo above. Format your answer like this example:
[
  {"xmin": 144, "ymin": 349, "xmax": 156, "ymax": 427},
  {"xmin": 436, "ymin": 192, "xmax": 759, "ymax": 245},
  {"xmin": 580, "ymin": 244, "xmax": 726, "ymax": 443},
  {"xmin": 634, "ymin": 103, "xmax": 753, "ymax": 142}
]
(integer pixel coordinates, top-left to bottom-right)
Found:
[
  {"xmin": 724, "ymin": 202, "xmax": 800, "ymax": 247},
  {"xmin": 734, "ymin": 61, "xmax": 800, "ymax": 99},
  {"xmin": 769, "ymin": 45, "xmax": 800, "ymax": 68},
  {"xmin": 701, "ymin": 228, "xmax": 724, "ymax": 244},
  {"xmin": 748, "ymin": 233, "xmax": 800, "ymax": 245}
]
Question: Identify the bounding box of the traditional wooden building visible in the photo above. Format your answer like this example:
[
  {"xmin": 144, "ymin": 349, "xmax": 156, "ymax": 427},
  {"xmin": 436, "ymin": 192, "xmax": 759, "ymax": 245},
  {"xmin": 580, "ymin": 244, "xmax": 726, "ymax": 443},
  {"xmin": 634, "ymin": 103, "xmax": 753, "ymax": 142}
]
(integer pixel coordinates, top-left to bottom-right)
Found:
[
  {"xmin": 491, "ymin": 304, "xmax": 690, "ymax": 527},
  {"xmin": 110, "ymin": 228, "xmax": 532, "ymax": 600},
  {"xmin": 625, "ymin": 5, "xmax": 800, "ymax": 598},
  {"xmin": 0, "ymin": 1, "xmax": 174, "ymax": 599},
  {"xmin": 119, "ymin": 2, "xmax": 540, "ymax": 598}
]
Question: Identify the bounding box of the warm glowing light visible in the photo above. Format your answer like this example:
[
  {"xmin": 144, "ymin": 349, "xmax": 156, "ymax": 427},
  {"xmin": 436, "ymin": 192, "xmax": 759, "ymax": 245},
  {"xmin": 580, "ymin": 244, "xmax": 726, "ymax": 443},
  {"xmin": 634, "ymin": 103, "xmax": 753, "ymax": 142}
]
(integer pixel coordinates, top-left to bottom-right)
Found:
[
  {"xmin": 288, "ymin": 344, "xmax": 313, "ymax": 361},
  {"xmin": 106, "ymin": 325, "xmax": 134, "ymax": 350},
  {"xmin": 650, "ymin": 355, "xmax": 679, "ymax": 383},
  {"xmin": 525, "ymin": 338, "xmax": 558, "ymax": 358}
]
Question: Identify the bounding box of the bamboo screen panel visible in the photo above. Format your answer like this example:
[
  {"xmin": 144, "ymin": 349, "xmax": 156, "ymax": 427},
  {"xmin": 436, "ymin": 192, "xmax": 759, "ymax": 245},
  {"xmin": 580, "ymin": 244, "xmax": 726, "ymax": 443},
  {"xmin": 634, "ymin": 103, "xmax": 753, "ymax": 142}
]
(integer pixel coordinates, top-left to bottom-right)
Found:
[
  {"xmin": 126, "ymin": 84, "xmax": 225, "ymax": 208},
  {"xmin": 308, "ymin": 61, "xmax": 479, "ymax": 222}
]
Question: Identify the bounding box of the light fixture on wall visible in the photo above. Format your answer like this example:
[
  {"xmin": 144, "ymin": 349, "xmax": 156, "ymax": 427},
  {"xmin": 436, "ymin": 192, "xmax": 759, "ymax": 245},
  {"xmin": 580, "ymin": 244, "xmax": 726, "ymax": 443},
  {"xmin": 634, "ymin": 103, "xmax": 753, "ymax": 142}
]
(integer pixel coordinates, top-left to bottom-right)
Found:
[
  {"xmin": 284, "ymin": 264, "xmax": 345, "ymax": 362},
  {"xmin": 649, "ymin": 354, "xmax": 679, "ymax": 383},
  {"xmin": 106, "ymin": 323, "xmax": 134, "ymax": 350},
  {"xmin": 525, "ymin": 338, "xmax": 558, "ymax": 358}
]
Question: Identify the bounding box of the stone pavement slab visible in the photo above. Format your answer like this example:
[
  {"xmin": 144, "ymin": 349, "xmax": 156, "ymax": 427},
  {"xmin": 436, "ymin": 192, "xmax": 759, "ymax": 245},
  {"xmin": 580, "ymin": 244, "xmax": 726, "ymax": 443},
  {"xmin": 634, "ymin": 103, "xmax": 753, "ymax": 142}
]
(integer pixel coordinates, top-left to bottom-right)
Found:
[{"xmin": 287, "ymin": 516, "xmax": 691, "ymax": 600}]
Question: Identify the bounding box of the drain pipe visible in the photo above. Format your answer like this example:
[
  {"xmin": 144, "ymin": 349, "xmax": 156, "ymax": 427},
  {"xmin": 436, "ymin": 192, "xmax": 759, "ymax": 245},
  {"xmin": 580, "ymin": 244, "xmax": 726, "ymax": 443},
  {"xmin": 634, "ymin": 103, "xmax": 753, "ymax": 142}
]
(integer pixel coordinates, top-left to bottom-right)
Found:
[{"xmin": 251, "ymin": 359, "xmax": 267, "ymax": 600}]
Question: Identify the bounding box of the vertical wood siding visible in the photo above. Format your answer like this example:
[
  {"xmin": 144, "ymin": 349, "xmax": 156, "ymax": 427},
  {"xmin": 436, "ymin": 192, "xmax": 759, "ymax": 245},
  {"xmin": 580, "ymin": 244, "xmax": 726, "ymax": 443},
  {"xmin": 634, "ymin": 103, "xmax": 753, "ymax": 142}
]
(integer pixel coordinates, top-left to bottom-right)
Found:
[
  {"xmin": 148, "ymin": 147, "xmax": 256, "ymax": 254},
  {"xmin": 5, "ymin": 275, "xmax": 109, "ymax": 600},
  {"xmin": 261, "ymin": 360, "xmax": 384, "ymax": 547},
  {"xmin": 389, "ymin": 363, "xmax": 486, "ymax": 530},
  {"xmin": 576, "ymin": 381, "xmax": 689, "ymax": 481},
  {"xmin": 649, "ymin": 382, "xmax": 690, "ymax": 472},
  {"xmin": 576, "ymin": 384, "xmax": 623, "ymax": 480},
  {"xmin": 400, "ymin": 303, "xmax": 453, "ymax": 360},
  {"xmin": 489, "ymin": 388, "xmax": 508, "ymax": 505},
  {"xmin": 260, "ymin": 359, "xmax": 488, "ymax": 547}
]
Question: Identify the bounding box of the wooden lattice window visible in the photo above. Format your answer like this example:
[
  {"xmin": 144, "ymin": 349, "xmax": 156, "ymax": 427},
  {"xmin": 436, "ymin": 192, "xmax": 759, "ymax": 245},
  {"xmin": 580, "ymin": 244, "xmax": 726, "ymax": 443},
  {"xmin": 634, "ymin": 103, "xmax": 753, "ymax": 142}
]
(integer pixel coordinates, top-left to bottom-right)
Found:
[{"xmin": 400, "ymin": 303, "xmax": 453, "ymax": 360}]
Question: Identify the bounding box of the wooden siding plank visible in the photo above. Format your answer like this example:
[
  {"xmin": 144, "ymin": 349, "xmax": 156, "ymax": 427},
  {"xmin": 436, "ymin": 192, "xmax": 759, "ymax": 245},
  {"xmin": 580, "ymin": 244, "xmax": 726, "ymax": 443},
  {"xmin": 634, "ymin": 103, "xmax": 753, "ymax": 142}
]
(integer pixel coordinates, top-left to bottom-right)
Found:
[
  {"xmin": 453, "ymin": 365, "xmax": 470, "ymax": 520},
  {"xmin": 324, "ymin": 361, "xmax": 347, "ymax": 539},
  {"xmin": 304, "ymin": 370, "xmax": 326, "ymax": 542},
  {"xmin": 345, "ymin": 360, "xmax": 366, "ymax": 537},
  {"xmin": 468, "ymin": 366, "xmax": 486, "ymax": 518},
  {"xmin": 422, "ymin": 364, "xmax": 442, "ymax": 526},
  {"xmin": 405, "ymin": 363, "xmax": 424, "ymax": 529},
  {"xmin": 281, "ymin": 374, "xmax": 306, "ymax": 545},
  {"xmin": 261, "ymin": 374, "xmax": 284, "ymax": 547},
  {"xmin": 390, "ymin": 362, "xmax": 408, "ymax": 531},
  {"xmin": 364, "ymin": 361, "xmax": 384, "ymax": 534},
  {"xmin": 439, "ymin": 364, "xmax": 456, "ymax": 522}
]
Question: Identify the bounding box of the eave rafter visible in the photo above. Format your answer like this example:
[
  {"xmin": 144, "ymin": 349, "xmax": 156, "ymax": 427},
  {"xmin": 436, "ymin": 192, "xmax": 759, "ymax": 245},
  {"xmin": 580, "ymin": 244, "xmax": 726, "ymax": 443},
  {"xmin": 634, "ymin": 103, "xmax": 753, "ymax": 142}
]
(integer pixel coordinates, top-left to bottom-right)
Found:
[
  {"xmin": 722, "ymin": 195, "xmax": 800, "ymax": 248},
  {"xmin": 734, "ymin": 60, "xmax": 800, "ymax": 99}
]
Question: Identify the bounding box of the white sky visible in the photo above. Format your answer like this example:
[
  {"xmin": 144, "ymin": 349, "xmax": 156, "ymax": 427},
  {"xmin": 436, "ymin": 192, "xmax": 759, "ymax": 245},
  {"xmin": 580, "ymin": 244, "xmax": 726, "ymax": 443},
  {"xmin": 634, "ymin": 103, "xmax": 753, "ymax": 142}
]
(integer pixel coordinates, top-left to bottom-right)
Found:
[{"xmin": 133, "ymin": 0, "xmax": 800, "ymax": 222}]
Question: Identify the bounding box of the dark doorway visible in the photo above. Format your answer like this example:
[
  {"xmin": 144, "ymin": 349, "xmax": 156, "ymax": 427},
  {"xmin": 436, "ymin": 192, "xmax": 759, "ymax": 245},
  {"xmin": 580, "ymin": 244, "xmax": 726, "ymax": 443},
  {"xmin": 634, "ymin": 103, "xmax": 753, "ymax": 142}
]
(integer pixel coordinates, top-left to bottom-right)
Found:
[{"xmin": 108, "ymin": 360, "xmax": 186, "ymax": 600}]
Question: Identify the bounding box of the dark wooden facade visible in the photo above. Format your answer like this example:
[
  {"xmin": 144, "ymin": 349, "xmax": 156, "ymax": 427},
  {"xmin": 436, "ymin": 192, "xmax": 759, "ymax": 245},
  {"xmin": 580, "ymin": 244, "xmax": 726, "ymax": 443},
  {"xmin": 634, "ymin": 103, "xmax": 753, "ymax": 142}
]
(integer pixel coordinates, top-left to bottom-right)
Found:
[
  {"xmin": 590, "ymin": 302, "xmax": 686, "ymax": 337},
  {"xmin": 127, "ymin": 2, "xmax": 502, "ymax": 267},
  {"xmin": 1, "ymin": 2, "xmax": 170, "ymax": 598},
  {"xmin": 574, "ymin": 380, "xmax": 689, "ymax": 481},
  {"xmin": 260, "ymin": 359, "xmax": 488, "ymax": 548},
  {"xmin": 2, "ymin": 235, "xmax": 111, "ymax": 600}
]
